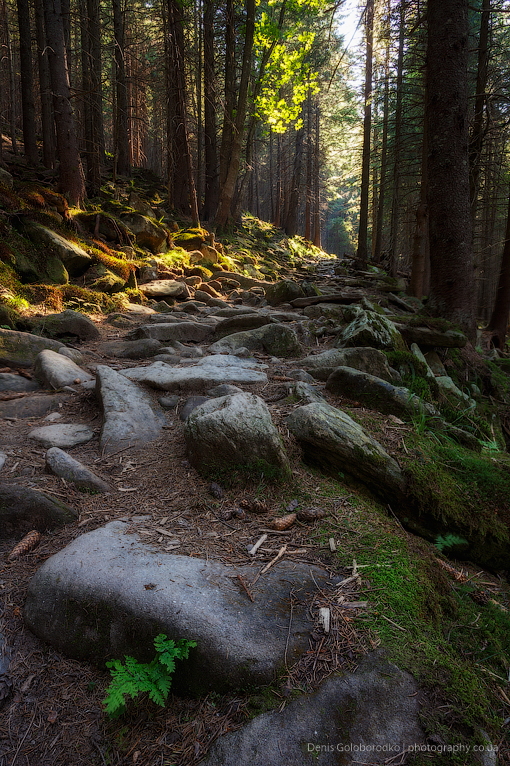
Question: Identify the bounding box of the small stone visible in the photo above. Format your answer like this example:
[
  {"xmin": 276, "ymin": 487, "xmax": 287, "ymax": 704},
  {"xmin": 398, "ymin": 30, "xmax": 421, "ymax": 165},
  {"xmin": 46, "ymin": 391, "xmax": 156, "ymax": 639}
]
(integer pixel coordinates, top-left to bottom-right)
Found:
[
  {"xmin": 209, "ymin": 482, "xmax": 224, "ymax": 499},
  {"xmin": 28, "ymin": 424, "xmax": 95, "ymax": 449},
  {"xmin": 158, "ymin": 395, "xmax": 180, "ymax": 409}
]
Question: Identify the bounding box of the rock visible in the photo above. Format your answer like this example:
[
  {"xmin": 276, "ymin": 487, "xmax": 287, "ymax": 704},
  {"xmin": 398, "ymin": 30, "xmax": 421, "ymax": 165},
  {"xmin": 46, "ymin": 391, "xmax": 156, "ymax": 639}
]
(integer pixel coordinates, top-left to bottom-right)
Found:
[
  {"xmin": 285, "ymin": 381, "xmax": 324, "ymax": 404},
  {"xmin": 173, "ymin": 228, "xmax": 207, "ymax": 251},
  {"xmin": 121, "ymin": 360, "xmax": 267, "ymax": 391},
  {"xmin": 129, "ymin": 322, "xmax": 213, "ymax": 343},
  {"xmin": 179, "ymin": 396, "xmax": 210, "ymax": 420},
  {"xmin": 264, "ymin": 280, "xmax": 304, "ymax": 306},
  {"xmin": 24, "ymin": 520, "xmax": 328, "ymax": 693},
  {"xmin": 0, "ymin": 329, "xmax": 66, "ymax": 367},
  {"xmin": 337, "ymin": 310, "xmax": 404, "ymax": 351},
  {"xmin": 0, "ymin": 374, "xmax": 40, "ymax": 393},
  {"xmin": 29, "ymin": 310, "xmax": 100, "ymax": 341},
  {"xmin": 139, "ymin": 280, "xmax": 189, "ymax": 299},
  {"xmin": 207, "ymin": 384, "xmax": 244, "ymax": 396},
  {"xmin": 286, "ymin": 370, "xmax": 315, "ymax": 383},
  {"xmin": 213, "ymin": 307, "xmax": 258, "ymax": 317},
  {"xmin": 424, "ymin": 351, "xmax": 446, "ymax": 376},
  {"xmin": 29, "ymin": 424, "xmax": 95, "ymax": 449},
  {"xmin": 295, "ymin": 347, "xmax": 394, "ymax": 382},
  {"xmin": 0, "ymin": 484, "xmax": 77, "ymax": 536},
  {"xmin": 158, "ymin": 394, "xmax": 179, "ymax": 409},
  {"xmin": 73, "ymin": 212, "xmax": 132, "ymax": 243},
  {"xmin": 21, "ymin": 222, "xmax": 92, "ymax": 276},
  {"xmin": 435, "ymin": 376, "xmax": 474, "ymax": 405},
  {"xmin": 127, "ymin": 191, "xmax": 156, "ymax": 218},
  {"xmin": 120, "ymin": 212, "xmax": 168, "ymax": 253},
  {"xmin": 98, "ymin": 339, "xmax": 163, "ymax": 359},
  {"xmin": 325, "ymin": 367, "xmax": 433, "ymax": 422},
  {"xmin": 34, "ymin": 350, "xmax": 95, "ymax": 389},
  {"xmin": 184, "ymin": 393, "xmax": 289, "ymax": 477},
  {"xmin": 58, "ymin": 347, "xmax": 85, "ymax": 364},
  {"xmin": 410, "ymin": 343, "xmax": 436, "ymax": 379},
  {"xmin": 85, "ymin": 264, "xmax": 127, "ymax": 293},
  {"xmin": 396, "ymin": 324, "xmax": 467, "ymax": 348},
  {"xmin": 12, "ymin": 248, "xmax": 69, "ymax": 285},
  {"xmin": 211, "ymin": 271, "xmax": 268, "ymax": 290},
  {"xmin": 0, "ymin": 168, "xmax": 13, "ymax": 187},
  {"xmin": 208, "ymin": 323, "xmax": 301, "ymax": 358},
  {"xmin": 303, "ymin": 303, "xmax": 345, "ymax": 320},
  {"xmin": 0, "ymin": 394, "xmax": 70, "ymax": 420},
  {"xmin": 198, "ymin": 244, "xmax": 220, "ymax": 264},
  {"xmin": 286, "ymin": 402, "xmax": 406, "ymax": 500},
  {"xmin": 213, "ymin": 314, "xmax": 272, "ymax": 339},
  {"xmin": 45, "ymin": 448, "xmax": 111, "ymax": 493},
  {"xmin": 95, "ymin": 366, "xmax": 165, "ymax": 455},
  {"xmin": 202, "ymin": 651, "xmax": 424, "ymax": 766}
]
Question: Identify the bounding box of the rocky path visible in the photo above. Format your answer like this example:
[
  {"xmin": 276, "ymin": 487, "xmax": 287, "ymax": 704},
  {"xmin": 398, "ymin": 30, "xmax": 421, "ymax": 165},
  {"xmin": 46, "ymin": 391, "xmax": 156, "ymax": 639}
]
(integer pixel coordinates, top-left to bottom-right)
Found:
[{"xmin": 0, "ymin": 261, "xmax": 506, "ymax": 765}]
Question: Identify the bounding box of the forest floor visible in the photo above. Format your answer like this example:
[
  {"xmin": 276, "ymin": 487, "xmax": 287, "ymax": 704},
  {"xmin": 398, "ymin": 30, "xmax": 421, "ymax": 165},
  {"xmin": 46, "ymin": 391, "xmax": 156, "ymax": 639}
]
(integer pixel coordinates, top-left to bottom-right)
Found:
[{"xmin": 0, "ymin": 203, "xmax": 509, "ymax": 764}]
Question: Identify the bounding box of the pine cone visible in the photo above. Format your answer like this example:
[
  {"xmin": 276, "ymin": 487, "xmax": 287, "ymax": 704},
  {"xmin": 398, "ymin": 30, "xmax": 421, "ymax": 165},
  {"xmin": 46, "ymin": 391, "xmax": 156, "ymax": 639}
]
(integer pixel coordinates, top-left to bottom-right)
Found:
[
  {"xmin": 296, "ymin": 508, "xmax": 326, "ymax": 523},
  {"xmin": 239, "ymin": 499, "xmax": 270, "ymax": 514},
  {"xmin": 267, "ymin": 513, "xmax": 296, "ymax": 530},
  {"xmin": 8, "ymin": 530, "xmax": 42, "ymax": 561}
]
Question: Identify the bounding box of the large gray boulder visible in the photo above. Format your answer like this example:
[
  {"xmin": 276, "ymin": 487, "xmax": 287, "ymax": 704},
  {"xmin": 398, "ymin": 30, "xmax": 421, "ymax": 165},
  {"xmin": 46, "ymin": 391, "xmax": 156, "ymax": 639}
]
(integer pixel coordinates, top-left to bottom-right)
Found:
[
  {"xmin": 0, "ymin": 484, "xmax": 77, "ymax": 536},
  {"xmin": 0, "ymin": 329, "xmax": 66, "ymax": 367},
  {"xmin": 24, "ymin": 520, "xmax": 328, "ymax": 693},
  {"xmin": 203, "ymin": 651, "xmax": 424, "ymax": 766},
  {"xmin": 33, "ymin": 350, "xmax": 95, "ymax": 389},
  {"xmin": 184, "ymin": 392, "xmax": 289, "ymax": 477},
  {"xmin": 0, "ymin": 373, "xmax": 40, "ymax": 392},
  {"xmin": 264, "ymin": 280, "xmax": 304, "ymax": 306},
  {"xmin": 213, "ymin": 313, "xmax": 272, "ymax": 339},
  {"xmin": 287, "ymin": 402, "xmax": 406, "ymax": 501},
  {"xmin": 138, "ymin": 280, "xmax": 189, "ymax": 299},
  {"xmin": 45, "ymin": 448, "xmax": 111, "ymax": 493},
  {"xmin": 21, "ymin": 222, "xmax": 92, "ymax": 276},
  {"xmin": 97, "ymin": 338, "xmax": 163, "ymax": 359},
  {"xmin": 0, "ymin": 394, "xmax": 70, "ymax": 420},
  {"xmin": 121, "ymin": 359, "xmax": 267, "ymax": 391},
  {"xmin": 129, "ymin": 322, "xmax": 213, "ymax": 343},
  {"xmin": 294, "ymin": 347, "xmax": 394, "ymax": 382},
  {"xmin": 95, "ymin": 366, "xmax": 166, "ymax": 455},
  {"xmin": 120, "ymin": 212, "xmax": 168, "ymax": 253},
  {"xmin": 325, "ymin": 367, "xmax": 434, "ymax": 422},
  {"xmin": 208, "ymin": 323, "xmax": 301, "ymax": 358},
  {"xmin": 336, "ymin": 310, "xmax": 404, "ymax": 351}
]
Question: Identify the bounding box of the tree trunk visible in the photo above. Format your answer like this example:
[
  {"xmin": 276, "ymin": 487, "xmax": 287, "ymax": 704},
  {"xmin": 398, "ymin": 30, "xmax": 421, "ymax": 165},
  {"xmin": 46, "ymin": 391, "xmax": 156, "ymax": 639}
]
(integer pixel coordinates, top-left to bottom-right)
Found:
[
  {"xmin": 426, "ymin": 0, "xmax": 475, "ymax": 336},
  {"xmin": 356, "ymin": 0, "xmax": 374, "ymax": 268},
  {"xmin": 409, "ymin": 118, "xmax": 429, "ymax": 298},
  {"xmin": 486, "ymin": 188, "xmax": 510, "ymax": 348},
  {"xmin": 113, "ymin": 0, "xmax": 130, "ymax": 177},
  {"xmin": 2, "ymin": 0, "xmax": 17, "ymax": 154},
  {"xmin": 86, "ymin": 0, "xmax": 104, "ymax": 194},
  {"xmin": 35, "ymin": 0, "xmax": 55, "ymax": 168},
  {"xmin": 283, "ymin": 124, "xmax": 304, "ymax": 236},
  {"xmin": 388, "ymin": 0, "xmax": 406, "ymax": 277},
  {"xmin": 202, "ymin": 0, "xmax": 219, "ymax": 220},
  {"xmin": 373, "ymin": 15, "xmax": 390, "ymax": 264},
  {"xmin": 43, "ymin": 0, "xmax": 86, "ymax": 205},
  {"xmin": 17, "ymin": 0, "xmax": 38, "ymax": 164},
  {"xmin": 214, "ymin": 0, "xmax": 255, "ymax": 229},
  {"xmin": 469, "ymin": 0, "xmax": 490, "ymax": 225}
]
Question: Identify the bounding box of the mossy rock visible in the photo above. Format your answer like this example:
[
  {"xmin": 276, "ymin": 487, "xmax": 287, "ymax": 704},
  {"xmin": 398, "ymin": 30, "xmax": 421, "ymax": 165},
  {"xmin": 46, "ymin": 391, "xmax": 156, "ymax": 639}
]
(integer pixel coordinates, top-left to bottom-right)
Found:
[
  {"xmin": 173, "ymin": 228, "xmax": 208, "ymax": 251},
  {"xmin": 84, "ymin": 264, "xmax": 127, "ymax": 294}
]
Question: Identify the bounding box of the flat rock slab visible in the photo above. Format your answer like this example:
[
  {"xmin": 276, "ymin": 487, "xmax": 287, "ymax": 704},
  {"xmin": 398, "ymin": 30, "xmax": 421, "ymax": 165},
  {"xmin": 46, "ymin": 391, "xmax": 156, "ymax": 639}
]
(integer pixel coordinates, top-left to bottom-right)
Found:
[
  {"xmin": 0, "ymin": 329, "xmax": 66, "ymax": 368},
  {"xmin": 138, "ymin": 280, "xmax": 189, "ymax": 298},
  {"xmin": 45, "ymin": 448, "xmax": 112, "ymax": 493},
  {"xmin": 122, "ymin": 361, "xmax": 268, "ymax": 391},
  {"xmin": 213, "ymin": 314, "xmax": 272, "ymax": 339},
  {"xmin": 130, "ymin": 322, "xmax": 213, "ymax": 343},
  {"xmin": 28, "ymin": 310, "xmax": 100, "ymax": 340},
  {"xmin": 203, "ymin": 651, "xmax": 424, "ymax": 766},
  {"xmin": 34, "ymin": 350, "xmax": 95, "ymax": 389},
  {"xmin": 287, "ymin": 402, "xmax": 406, "ymax": 501},
  {"xmin": 0, "ymin": 374, "xmax": 40, "ymax": 393},
  {"xmin": 0, "ymin": 483, "xmax": 77, "ymax": 536},
  {"xmin": 396, "ymin": 324, "xmax": 467, "ymax": 348},
  {"xmin": 0, "ymin": 394, "xmax": 71, "ymax": 420},
  {"xmin": 95, "ymin": 366, "xmax": 166, "ymax": 455},
  {"xmin": 295, "ymin": 347, "xmax": 394, "ymax": 382},
  {"xmin": 97, "ymin": 339, "xmax": 163, "ymax": 359},
  {"xmin": 29, "ymin": 424, "xmax": 95, "ymax": 448},
  {"xmin": 24, "ymin": 520, "xmax": 329, "ymax": 694}
]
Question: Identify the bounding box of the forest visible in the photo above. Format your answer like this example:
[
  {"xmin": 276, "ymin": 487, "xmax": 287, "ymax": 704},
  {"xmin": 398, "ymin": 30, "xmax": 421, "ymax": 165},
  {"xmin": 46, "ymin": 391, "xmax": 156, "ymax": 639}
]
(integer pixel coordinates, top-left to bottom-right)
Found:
[
  {"xmin": 2, "ymin": 0, "xmax": 510, "ymax": 765},
  {"xmin": 1, "ymin": 0, "xmax": 510, "ymax": 337}
]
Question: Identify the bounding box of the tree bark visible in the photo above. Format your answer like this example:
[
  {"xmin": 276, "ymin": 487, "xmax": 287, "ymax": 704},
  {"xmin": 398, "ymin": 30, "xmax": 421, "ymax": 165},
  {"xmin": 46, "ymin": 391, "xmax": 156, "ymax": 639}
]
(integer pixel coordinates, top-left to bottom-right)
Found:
[
  {"xmin": 202, "ymin": 0, "xmax": 219, "ymax": 220},
  {"xmin": 356, "ymin": 0, "xmax": 374, "ymax": 268},
  {"xmin": 113, "ymin": 0, "xmax": 130, "ymax": 177},
  {"xmin": 17, "ymin": 0, "xmax": 38, "ymax": 164},
  {"xmin": 43, "ymin": 0, "xmax": 86, "ymax": 205},
  {"xmin": 486, "ymin": 187, "xmax": 510, "ymax": 348},
  {"xmin": 426, "ymin": 0, "xmax": 475, "ymax": 337},
  {"xmin": 35, "ymin": 0, "xmax": 56, "ymax": 168},
  {"xmin": 469, "ymin": 0, "xmax": 490, "ymax": 225}
]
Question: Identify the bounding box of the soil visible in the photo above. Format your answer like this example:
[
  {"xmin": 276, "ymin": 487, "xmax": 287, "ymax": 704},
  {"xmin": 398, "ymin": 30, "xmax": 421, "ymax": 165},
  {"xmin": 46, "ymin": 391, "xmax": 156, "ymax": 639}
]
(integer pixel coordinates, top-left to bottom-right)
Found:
[{"xmin": 0, "ymin": 294, "xmax": 373, "ymax": 766}]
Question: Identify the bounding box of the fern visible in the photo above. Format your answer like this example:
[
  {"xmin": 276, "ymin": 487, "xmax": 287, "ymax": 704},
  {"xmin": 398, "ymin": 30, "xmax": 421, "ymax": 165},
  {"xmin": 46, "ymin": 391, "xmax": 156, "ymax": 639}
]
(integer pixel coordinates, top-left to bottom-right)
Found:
[
  {"xmin": 103, "ymin": 634, "xmax": 196, "ymax": 717},
  {"xmin": 434, "ymin": 534, "xmax": 468, "ymax": 552}
]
